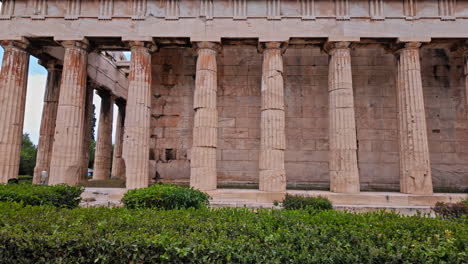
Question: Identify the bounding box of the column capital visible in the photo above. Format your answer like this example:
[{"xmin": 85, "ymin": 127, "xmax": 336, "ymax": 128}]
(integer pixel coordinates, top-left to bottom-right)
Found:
[
  {"xmin": 389, "ymin": 41, "xmax": 423, "ymax": 55},
  {"xmin": 38, "ymin": 59, "xmax": 62, "ymax": 71},
  {"xmin": 0, "ymin": 38, "xmax": 30, "ymax": 51},
  {"xmin": 323, "ymin": 41, "xmax": 351, "ymax": 54},
  {"xmin": 258, "ymin": 41, "xmax": 288, "ymax": 53},
  {"xmin": 193, "ymin": 41, "xmax": 221, "ymax": 53},
  {"xmin": 125, "ymin": 40, "xmax": 158, "ymax": 53},
  {"xmin": 59, "ymin": 39, "xmax": 90, "ymax": 51}
]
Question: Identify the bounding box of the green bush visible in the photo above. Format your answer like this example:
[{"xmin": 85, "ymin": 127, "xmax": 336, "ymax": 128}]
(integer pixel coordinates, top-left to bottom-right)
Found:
[
  {"xmin": 433, "ymin": 199, "xmax": 468, "ymax": 219},
  {"xmin": 0, "ymin": 183, "xmax": 83, "ymax": 208},
  {"xmin": 0, "ymin": 202, "xmax": 466, "ymax": 264},
  {"xmin": 122, "ymin": 184, "xmax": 210, "ymax": 210},
  {"xmin": 282, "ymin": 194, "xmax": 333, "ymax": 210}
]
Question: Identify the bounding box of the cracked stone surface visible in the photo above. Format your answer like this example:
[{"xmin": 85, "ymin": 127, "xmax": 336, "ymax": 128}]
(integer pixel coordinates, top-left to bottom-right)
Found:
[
  {"xmin": 327, "ymin": 42, "xmax": 360, "ymax": 194},
  {"xmin": 259, "ymin": 42, "xmax": 286, "ymax": 192},
  {"xmin": 396, "ymin": 42, "xmax": 433, "ymax": 195},
  {"xmin": 33, "ymin": 61, "xmax": 61, "ymax": 184},
  {"xmin": 190, "ymin": 42, "xmax": 219, "ymax": 191},
  {"xmin": 49, "ymin": 40, "xmax": 89, "ymax": 186},
  {"xmin": 0, "ymin": 40, "xmax": 29, "ymax": 183},
  {"xmin": 122, "ymin": 41, "xmax": 154, "ymax": 189}
]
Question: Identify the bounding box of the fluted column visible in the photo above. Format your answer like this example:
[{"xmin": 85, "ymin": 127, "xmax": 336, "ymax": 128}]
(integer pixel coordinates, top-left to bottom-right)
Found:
[
  {"xmin": 93, "ymin": 91, "xmax": 114, "ymax": 180},
  {"xmin": 190, "ymin": 42, "xmax": 220, "ymax": 191},
  {"xmin": 326, "ymin": 41, "xmax": 360, "ymax": 193},
  {"xmin": 81, "ymin": 83, "xmax": 95, "ymax": 182},
  {"xmin": 0, "ymin": 39, "xmax": 30, "ymax": 183},
  {"xmin": 395, "ymin": 42, "xmax": 433, "ymax": 194},
  {"xmin": 33, "ymin": 61, "xmax": 62, "ymax": 184},
  {"xmin": 111, "ymin": 103, "xmax": 125, "ymax": 179},
  {"xmin": 48, "ymin": 40, "xmax": 89, "ymax": 185},
  {"xmin": 464, "ymin": 50, "xmax": 468, "ymax": 109},
  {"xmin": 259, "ymin": 42, "xmax": 286, "ymax": 192},
  {"xmin": 122, "ymin": 41, "xmax": 155, "ymax": 189}
]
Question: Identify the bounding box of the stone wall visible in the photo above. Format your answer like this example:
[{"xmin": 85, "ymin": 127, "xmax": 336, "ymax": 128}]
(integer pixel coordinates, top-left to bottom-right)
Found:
[{"xmin": 151, "ymin": 46, "xmax": 467, "ymax": 191}]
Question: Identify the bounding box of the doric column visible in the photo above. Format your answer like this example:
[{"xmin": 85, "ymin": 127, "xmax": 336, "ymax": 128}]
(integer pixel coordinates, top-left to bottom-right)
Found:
[
  {"xmin": 325, "ymin": 41, "xmax": 360, "ymax": 193},
  {"xmin": 33, "ymin": 60, "xmax": 62, "ymax": 184},
  {"xmin": 122, "ymin": 41, "xmax": 155, "ymax": 189},
  {"xmin": 93, "ymin": 91, "xmax": 114, "ymax": 180},
  {"xmin": 190, "ymin": 42, "xmax": 220, "ymax": 191},
  {"xmin": 258, "ymin": 42, "xmax": 287, "ymax": 192},
  {"xmin": 48, "ymin": 40, "xmax": 89, "ymax": 185},
  {"xmin": 464, "ymin": 49, "xmax": 468, "ymax": 109},
  {"xmin": 81, "ymin": 83, "xmax": 95, "ymax": 182},
  {"xmin": 395, "ymin": 42, "xmax": 433, "ymax": 194},
  {"xmin": 0, "ymin": 39, "xmax": 30, "ymax": 183},
  {"xmin": 111, "ymin": 102, "xmax": 125, "ymax": 179}
]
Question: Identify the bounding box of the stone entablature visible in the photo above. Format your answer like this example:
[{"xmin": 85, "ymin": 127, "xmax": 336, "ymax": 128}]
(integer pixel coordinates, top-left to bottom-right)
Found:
[
  {"xmin": 1, "ymin": 0, "xmax": 467, "ymax": 41},
  {"xmin": 1, "ymin": 0, "xmax": 467, "ymax": 21}
]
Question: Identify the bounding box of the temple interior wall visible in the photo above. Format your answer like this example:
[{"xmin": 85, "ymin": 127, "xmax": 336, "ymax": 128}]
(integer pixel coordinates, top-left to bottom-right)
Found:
[{"xmin": 150, "ymin": 46, "xmax": 467, "ymax": 192}]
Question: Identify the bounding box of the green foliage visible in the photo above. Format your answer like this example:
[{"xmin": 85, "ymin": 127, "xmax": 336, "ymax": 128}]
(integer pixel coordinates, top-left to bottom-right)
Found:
[
  {"xmin": 0, "ymin": 184, "xmax": 83, "ymax": 208},
  {"xmin": 282, "ymin": 194, "xmax": 333, "ymax": 210},
  {"xmin": 433, "ymin": 199, "xmax": 468, "ymax": 219},
  {"xmin": 0, "ymin": 203, "xmax": 466, "ymax": 264},
  {"xmin": 122, "ymin": 184, "xmax": 210, "ymax": 210},
  {"xmin": 18, "ymin": 175, "xmax": 33, "ymax": 184},
  {"xmin": 19, "ymin": 133, "xmax": 37, "ymax": 176}
]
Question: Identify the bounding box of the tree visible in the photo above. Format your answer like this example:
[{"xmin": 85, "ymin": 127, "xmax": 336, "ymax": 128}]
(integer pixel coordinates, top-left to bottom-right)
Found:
[{"xmin": 19, "ymin": 133, "xmax": 37, "ymax": 176}]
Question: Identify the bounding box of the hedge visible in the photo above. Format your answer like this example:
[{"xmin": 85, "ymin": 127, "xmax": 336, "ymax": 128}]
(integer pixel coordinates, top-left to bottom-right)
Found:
[
  {"xmin": 0, "ymin": 202, "xmax": 466, "ymax": 263},
  {"xmin": 122, "ymin": 184, "xmax": 210, "ymax": 210},
  {"xmin": 0, "ymin": 183, "xmax": 83, "ymax": 208},
  {"xmin": 282, "ymin": 194, "xmax": 333, "ymax": 210}
]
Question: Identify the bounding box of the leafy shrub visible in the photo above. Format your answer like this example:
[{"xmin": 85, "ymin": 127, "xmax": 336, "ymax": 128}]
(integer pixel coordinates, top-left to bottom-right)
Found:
[
  {"xmin": 0, "ymin": 202, "xmax": 466, "ymax": 264},
  {"xmin": 282, "ymin": 194, "xmax": 333, "ymax": 210},
  {"xmin": 122, "ymin": 184, "xmax": 210, "ymax": 210},
  {"xmin": 0, "ymin": 183, "xmax": 83, "ymax": 208},
  {"xmin": 433, "ymin": 199, "xmax": 468, "ymax": 219}
]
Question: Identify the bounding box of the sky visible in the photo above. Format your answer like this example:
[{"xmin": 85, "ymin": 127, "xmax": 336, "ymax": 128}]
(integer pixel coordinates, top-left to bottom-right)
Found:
[{"xmin": 0, "ymin": 47, "xmax": 119, "ymax": 145}]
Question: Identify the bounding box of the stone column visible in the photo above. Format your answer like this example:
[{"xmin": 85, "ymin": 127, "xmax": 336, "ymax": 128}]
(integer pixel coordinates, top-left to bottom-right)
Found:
[
  {"xmin": 48, "ymin": 40, "xmax": 89, "ymax": 185},
  {"xmin": 81, "ymin": 83, "xmax": 95, "ymax": 182},
  {"xmin": 190, "ymin": 42, "xmax": 220, "ymax": 191},
  {"xmin": 259, "ymin": 42, "xmax": 286, "ymax": 192},
  {"xmin": 93, "ymin": 91, "xmax": 114, "ymax": 180},
  {"xmin": 111, "ymin": 103, "xmax": 125, "ymax": 179},
  {"xmin": 33, "ymin": 61, "xmax": 62, "ymax": 184},
  {"xmin": 395, "ymin": 42, "xmax": 433, "ymax": 194},
  {"xmin": 325, "ymin": 42, "xmax": 360, "ymax": 193},
  {"xmin": 0, "ymin": 39, "xmax": 30, "ymax": 183},
  {"xmin": 464, "ymin": 50, "xmax": 468, "ymax": 109},
  {"xmin": 122, "ymin": 41, "xmax": 155, "ymax": 189}
]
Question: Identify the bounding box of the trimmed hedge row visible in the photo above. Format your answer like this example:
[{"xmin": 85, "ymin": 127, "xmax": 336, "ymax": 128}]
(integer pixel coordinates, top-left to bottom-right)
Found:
[
  {"xmin": 0, "ymin": 202, "xmax": 466, "ymax": 263},
  {"xmin": 282, "ymin": 194, "xmax": 333, "ymax": 210},
  {"xmin": 0, "ymin": 184, "xmax": 83, "ymax": 208},
  {"xmin": 122, "ymin": 184, "xmax": 210, "ymax": 210}
]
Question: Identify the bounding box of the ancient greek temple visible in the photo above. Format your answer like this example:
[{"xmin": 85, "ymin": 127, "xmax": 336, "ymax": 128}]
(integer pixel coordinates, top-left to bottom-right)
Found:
[{"xmin": 0, "ymin": 0, "xmax": 467, "ymax": 204}]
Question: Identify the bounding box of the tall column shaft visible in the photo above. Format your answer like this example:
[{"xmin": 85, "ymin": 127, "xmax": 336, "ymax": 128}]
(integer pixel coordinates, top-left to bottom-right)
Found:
[
  {"xmin": 464, "ymin": 52, "xmax": 468, "ymax": 109},
  {"xmin": 111, "ymin": 103, "xmax": 125, "ymax": 179},
  {"xmin": 122, "ymin": 41, "xmax": 155, "ymax": 189},
  {"xmin": 326, "ymin": 42, "xmax": 360, "ymax": 193},
  {"xmin": 81, "ymin": 84, "xmax": 95, "ymax": 182},
  {"xmin": 33, "ymin": 61, "xmax": 62, "ymax": 184},
  {"xmin": 190, "ymin": 42, "xmax": 219, "ymax": 191},
  {"xmin": 259, "ymin": 42, "xmax": 286, "ymax": 192},
  {"xmin": 396, "ymin": 42, "xmax": 433, "ymax": 194},
  {"xmin": 93, "ymin": 92, "xmax": 114, "ymax": 180},
  {"xmin": 0, "ymin": 39, "xmax": 30, "ymax": 183},
  {"xmin": 48, "ymin": 40, "xmax": 89, "ymax": 185}
]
